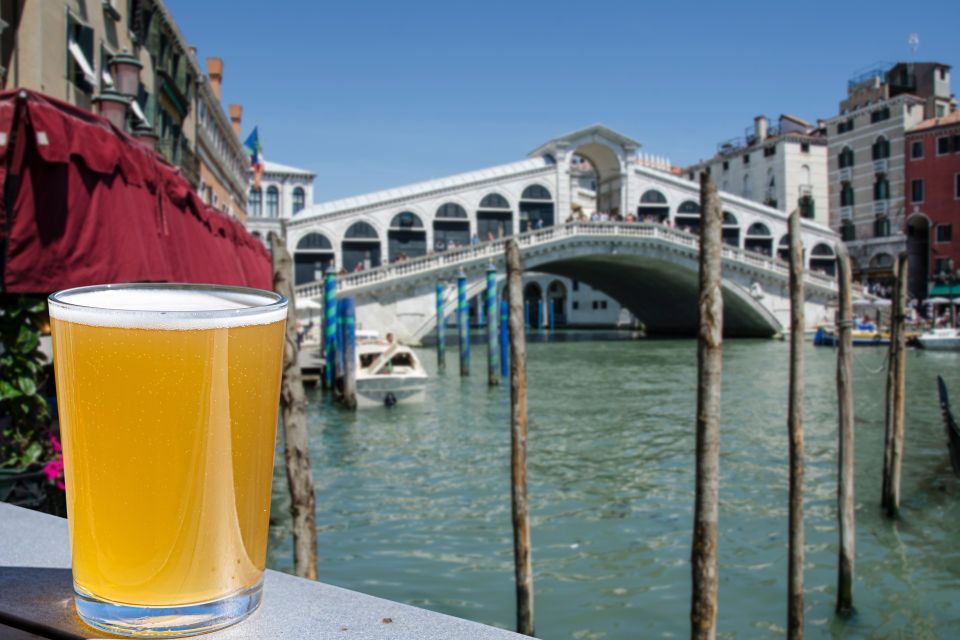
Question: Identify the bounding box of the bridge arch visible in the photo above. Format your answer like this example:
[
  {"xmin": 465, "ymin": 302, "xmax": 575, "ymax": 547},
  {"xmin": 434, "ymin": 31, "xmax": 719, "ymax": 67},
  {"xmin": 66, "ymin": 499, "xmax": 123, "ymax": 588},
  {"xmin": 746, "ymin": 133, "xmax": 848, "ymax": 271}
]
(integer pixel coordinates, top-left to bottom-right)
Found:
[{"xmin": 515, "ymin": 240, "xmax": 783, "ymax": 337}]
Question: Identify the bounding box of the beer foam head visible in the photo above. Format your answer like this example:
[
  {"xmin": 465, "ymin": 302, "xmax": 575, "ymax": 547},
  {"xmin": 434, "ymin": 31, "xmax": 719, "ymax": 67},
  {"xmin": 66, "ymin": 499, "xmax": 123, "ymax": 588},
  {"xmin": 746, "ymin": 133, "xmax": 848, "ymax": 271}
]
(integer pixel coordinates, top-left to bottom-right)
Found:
[{"xmin": 49, "ymin": 286, "xmax": 288, "ymax": 330}]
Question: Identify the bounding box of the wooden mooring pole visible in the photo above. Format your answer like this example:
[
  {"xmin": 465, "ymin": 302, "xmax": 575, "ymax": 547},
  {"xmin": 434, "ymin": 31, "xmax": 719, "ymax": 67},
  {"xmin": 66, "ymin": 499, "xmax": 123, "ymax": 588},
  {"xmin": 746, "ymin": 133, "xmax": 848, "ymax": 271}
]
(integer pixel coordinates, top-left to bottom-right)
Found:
[
  {"xmin": 436, "ymin": 282, "xmax": 446, "ymax": 371},
  {"xmin": 506, "ymin": 239, "xmax": 534, "ymax": 637},
  {"xmin": 787, "ymin": 210, "xmax": 805, "ymax": 640},
  {"xmin": 458, "ymin": 269, "xmax": 470, "ymax": 377},
  {"xmin": 690, "ymin": 173, "xmax": 723, "ymax": 640},
  {"xmin": 500, "ymin": 298, "xmax": 510, "ymax": 378},
  {"xmin": 270, "ymin": 234, "xmax": 318, "ymax": 580},
  {"xmin": 881, "ymin": 252, "xmax": 909, "ymax": 518},
  {"xmin": 835, "ymin": 243, "xmax": 855, "ymax": 615},
  {"xmin": 487, "ymin": 264, "xmax": 499, "ymax": 387}
]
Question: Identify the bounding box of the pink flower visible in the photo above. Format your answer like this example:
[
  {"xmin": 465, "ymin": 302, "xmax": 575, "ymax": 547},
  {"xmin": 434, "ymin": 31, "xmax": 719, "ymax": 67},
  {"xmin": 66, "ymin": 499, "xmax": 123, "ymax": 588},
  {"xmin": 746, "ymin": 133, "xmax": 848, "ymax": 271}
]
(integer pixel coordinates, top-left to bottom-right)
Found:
[{"xmin": 44, "ymin": 434, "xmax": 65, "ymax": 490}]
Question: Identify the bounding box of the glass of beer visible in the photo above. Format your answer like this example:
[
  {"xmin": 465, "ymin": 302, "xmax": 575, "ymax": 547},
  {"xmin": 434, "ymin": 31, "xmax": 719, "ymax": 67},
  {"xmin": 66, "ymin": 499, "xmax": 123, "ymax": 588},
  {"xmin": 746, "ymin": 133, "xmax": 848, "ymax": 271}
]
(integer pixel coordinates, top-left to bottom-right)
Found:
[{"xmin": 48, "ymin": 284, "xmax": 288, "ymax": 637}]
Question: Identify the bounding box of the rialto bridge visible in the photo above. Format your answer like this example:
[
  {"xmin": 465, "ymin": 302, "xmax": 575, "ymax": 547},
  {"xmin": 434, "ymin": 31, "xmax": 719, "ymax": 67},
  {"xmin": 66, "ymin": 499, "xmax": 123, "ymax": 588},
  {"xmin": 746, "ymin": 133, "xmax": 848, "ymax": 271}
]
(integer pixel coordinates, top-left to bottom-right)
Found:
[{"xmin": 271, "ymin": 125, "xmax": 840, "ymax": 339}]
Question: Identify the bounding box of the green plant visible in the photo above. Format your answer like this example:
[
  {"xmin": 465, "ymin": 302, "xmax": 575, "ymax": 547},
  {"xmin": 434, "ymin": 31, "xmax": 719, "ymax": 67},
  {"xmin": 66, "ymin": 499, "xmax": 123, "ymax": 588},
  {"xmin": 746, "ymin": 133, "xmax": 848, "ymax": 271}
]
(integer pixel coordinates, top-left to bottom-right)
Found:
[{"xmin": 0, "ymin": 296, "xmax": 52, "ymax": 469}]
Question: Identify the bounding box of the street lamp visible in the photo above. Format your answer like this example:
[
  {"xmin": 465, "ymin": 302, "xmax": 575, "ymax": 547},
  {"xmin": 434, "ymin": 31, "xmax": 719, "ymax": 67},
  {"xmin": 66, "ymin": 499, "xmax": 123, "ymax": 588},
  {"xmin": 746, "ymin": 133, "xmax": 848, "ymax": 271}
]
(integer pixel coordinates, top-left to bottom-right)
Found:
[
  {"xmin": 92, "ymin": 90, "xmax": 129, "ymax": 130},
  {"xmin": 107, "ymin": 51, "xmax": 143, "ymax": 98}
]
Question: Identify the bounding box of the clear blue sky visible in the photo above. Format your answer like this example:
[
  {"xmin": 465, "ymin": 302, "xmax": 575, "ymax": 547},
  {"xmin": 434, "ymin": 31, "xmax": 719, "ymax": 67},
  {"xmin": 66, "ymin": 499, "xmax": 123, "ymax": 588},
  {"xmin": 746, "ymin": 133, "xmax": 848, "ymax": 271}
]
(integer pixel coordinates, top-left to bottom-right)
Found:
[{"xmin": 167, "ymin": 0, "xmax": 958, "ymax": 203}]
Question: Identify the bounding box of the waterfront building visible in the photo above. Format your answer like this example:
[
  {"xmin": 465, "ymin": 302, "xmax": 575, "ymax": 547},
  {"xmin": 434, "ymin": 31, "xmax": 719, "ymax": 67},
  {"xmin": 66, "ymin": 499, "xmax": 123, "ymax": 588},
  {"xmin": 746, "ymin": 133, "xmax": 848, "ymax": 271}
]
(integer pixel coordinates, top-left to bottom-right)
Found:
[
  {"xmin": 245, "ymin": 161, "xmax": 317, "ymax": 259},
  {"xmin": 904, "ymin": 109, "xmax": 960, "ymax": 298},
  {"xmin": 684, "ymin": 115, "xmax": 829, "ymax": 228},
  {"xmin": 288, "ymin": 125, "xmax": 838, "ymax": 332},
  {"xmin": 1, "ymin": 0, "xmax": 247, "ymax": 219},
  {"xmin": 825, "ymin": 62, "xmax": 953, "ymax": 289}
]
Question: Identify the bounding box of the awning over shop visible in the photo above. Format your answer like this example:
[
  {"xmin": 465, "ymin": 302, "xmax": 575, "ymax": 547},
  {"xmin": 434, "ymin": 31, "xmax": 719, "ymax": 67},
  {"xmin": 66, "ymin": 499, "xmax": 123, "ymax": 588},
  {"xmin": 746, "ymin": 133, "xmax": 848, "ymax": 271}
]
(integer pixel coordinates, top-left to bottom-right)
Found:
[
  {"xmin": 928, "ymin": 284, "xmax": 960, "ymax": 298},
  {"xmin": 0, "ymin": 90, "xmax": 271, "ymax": 294}
]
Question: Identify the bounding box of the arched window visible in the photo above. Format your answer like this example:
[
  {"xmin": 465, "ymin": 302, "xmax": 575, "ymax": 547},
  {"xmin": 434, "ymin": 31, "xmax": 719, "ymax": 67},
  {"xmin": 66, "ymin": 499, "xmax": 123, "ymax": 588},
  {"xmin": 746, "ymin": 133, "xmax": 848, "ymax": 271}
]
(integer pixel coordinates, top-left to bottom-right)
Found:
[
  {"xmin": 838, "ymin": 147, "xmax": 854, "ymax": 169},
  {"xmin": 293, "ymin": 232, "xmax": 333, "ymax": 285},
  {"xmin": 874, "ymin": 174, "xmax": 890, "ymax": 200},
  {"xmin": 296, "ymin": 233, "xmax": 333, "ymax": 250},
  {"xmin": 640, "ymin": 189, "xmax": 667, "ymax": 204},
  {"xmin": 478, "ymin": 193, "xmax": 513, "ymax": 240},
  {"xmin": 800, "ymin": 165, "xmax": 811, "ymax": 185},
  {"xmin": 520, "ymin": 185, "xmax": 554, "ymax": 232},
  {"xmin": 479, "ymin": 193, "xmax": 510, "ymax": 209},
  {"xmin": 434, "ymin": 203, "xmax": 470, "ymax": 251},
  {"xmin": 745, "ymin": 223, "xmax": 773, "ymax": 256},
  {"xmin": 342, "ymin": 222, "xmax": 381, "ymax": 272},
  {"xmin": 872, "ymin": 136, "xmax": 890, "ymax": 160},
  {"xmin": 840, "ymin": 182, "xmax": 854, "ymax": 207},
  {"xmin": 722, "ymin": 211, "xmax": 740, "ymax": 247},
  {"xmin": 389, "ymin": 212, "xmax": 426, "ymax": 261},
  {"xmin": 775, "ymin": 235, "xmax": 789, "ymax": 261},
  {"xmin": 638, "ymin": 189, "xmax": 669, "ymax": 222},
  {"xmin": 344, "ymin": 221, "xmax": 378, "ymax": 238},
  {"xmin": 266, "ymin": 185, "xmax": 279, "ymax": 218},
  {"xmin": 390, "ymin": 211, "xmax": 424, "ymax": 228},
  {"xmin": 521, "ymin": 184, "xmax": 552, "ymax": 200},
  {"xmin": 675, "ymin": 200, "xmax": 701, "ymax": 234},
  {"xmin": 292, "ymin": 187, "xmax": 305, "ymax": 215},
  {"xmin": 436, "ymin": 203, "xmax": 468, "ymax": 218},
  {"xmin": 249, "ymin": 187, "xmax": 262, "ymax": 216},
  {"xmin": 743, "ymin": 174, "xmax": 752, "ymax": 199}
]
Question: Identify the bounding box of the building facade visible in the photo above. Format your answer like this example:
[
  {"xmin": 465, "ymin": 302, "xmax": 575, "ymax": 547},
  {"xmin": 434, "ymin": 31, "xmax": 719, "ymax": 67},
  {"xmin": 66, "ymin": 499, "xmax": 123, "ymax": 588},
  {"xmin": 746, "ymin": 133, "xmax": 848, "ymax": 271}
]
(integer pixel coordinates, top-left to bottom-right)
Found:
[
  {"xmin": 684, "ymin": 114, "xmax": 829, "ymax": 228},
  {"xmin": 1, "ymin": 0, "xmax": 246, "ymax": 218},
  {"xmin": 245, "ymin": 160, "xmax": 317, "ymax": 248},
  {"xmin": 196, "ymin": 58, "xmax": 248, "ymax": 220},
  {"xmin": 825, "ymin": 62, "xmax": 953, "ymax": 289},
  {"xmin": 904, "ymin": 110, "xmax": 960, "ymax": 298}
]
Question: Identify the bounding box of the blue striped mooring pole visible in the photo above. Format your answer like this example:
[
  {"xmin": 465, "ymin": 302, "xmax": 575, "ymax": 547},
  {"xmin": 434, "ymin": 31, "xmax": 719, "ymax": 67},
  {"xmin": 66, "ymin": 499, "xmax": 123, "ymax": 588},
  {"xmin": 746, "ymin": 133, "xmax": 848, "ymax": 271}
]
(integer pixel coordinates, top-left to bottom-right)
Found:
[
  {"xmin": 500, "ymin": 298, "xmax": 509, "ymax": 377},
  {"xmin": 436, "ymin": 282, "xmax": 446, "ymax": 371},
  {"xmin": 458, "ymin": 269, "xmax": 470, "ymax": 376},
  {"xmin": 339, "ymin": 298, "xmax": 357, "ymax": 409},
  {"xmin": 323, "ymin": 268, "xmax": 338, "ymax": 389},
  {"xmin": 486, "ymin": 264, "xmax": 498, "ymax": 386}
]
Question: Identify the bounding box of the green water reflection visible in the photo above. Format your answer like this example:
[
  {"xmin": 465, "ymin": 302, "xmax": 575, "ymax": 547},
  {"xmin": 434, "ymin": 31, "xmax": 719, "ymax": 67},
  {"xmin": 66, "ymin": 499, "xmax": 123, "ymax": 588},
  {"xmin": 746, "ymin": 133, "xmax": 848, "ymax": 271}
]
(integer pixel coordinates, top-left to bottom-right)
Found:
[{"xmin": 269, "ymin": 334, "xmax": 960, "ymax": 639}]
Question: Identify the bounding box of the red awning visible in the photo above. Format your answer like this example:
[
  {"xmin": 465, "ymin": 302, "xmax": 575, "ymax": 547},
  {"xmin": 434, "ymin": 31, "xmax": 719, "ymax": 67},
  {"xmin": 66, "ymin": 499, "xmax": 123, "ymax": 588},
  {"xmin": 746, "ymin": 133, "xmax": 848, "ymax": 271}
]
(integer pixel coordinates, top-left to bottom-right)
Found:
[{"xmin": 0, "ymin": 90, "xmax": 272, "ymax": 294}]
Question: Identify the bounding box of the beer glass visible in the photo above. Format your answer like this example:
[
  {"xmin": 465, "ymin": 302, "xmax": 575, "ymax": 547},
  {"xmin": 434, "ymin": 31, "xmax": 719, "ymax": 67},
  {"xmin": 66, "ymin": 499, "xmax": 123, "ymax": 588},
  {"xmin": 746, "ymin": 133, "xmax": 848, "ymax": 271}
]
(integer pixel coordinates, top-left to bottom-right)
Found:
[{"xmin": 49, "ymin": 284, "xmax": 288, "ymax": 637}]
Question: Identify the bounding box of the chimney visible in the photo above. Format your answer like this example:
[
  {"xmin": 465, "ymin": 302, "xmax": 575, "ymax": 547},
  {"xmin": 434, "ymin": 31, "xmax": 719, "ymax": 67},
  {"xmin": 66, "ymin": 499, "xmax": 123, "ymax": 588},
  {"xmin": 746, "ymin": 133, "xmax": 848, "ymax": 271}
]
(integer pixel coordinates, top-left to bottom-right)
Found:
[
  {"xmin": 229, "ymin": 104, "xmax": 242, "ymax": 138},
  {"xmin": 754, "ymin": 115, "xmax": 768, "ymax": 141},
  {"xmin": 206, "ymin": 57, "xmax": 224, "ymax": 101}
]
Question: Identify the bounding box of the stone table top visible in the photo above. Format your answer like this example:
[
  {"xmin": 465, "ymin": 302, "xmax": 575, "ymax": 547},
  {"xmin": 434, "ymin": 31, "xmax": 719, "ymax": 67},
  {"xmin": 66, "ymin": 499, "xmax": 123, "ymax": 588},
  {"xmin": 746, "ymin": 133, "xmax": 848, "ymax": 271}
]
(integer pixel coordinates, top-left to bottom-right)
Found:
[{"xmin": 0, "ymin": 503, "xmax": 524, "ymax": 639}]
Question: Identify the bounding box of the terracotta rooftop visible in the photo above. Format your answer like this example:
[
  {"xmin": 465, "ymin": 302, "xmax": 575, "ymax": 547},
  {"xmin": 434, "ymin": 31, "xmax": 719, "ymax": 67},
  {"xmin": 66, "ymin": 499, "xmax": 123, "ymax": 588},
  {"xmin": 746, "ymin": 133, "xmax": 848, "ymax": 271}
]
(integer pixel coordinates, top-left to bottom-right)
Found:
[{"xmin": 910, "ymin": 109, "xmax": 960, "ymax": 132}]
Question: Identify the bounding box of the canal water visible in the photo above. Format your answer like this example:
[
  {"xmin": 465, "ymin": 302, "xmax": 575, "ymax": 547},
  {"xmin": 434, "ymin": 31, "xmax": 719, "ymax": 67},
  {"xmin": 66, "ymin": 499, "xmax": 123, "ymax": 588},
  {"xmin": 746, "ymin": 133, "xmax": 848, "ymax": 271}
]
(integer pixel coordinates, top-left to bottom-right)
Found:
[{"xmin": 268, "ymin": 334, "xmax": 960, "ymax": 639}]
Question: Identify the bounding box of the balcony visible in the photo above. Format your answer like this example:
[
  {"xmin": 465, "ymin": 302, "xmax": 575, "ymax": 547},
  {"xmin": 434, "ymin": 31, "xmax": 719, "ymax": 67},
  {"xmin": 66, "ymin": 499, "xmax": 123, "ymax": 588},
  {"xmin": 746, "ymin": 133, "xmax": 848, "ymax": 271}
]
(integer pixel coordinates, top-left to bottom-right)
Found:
[
  {"xmin": 157, "ymin": 136, "xmax": 200, "ymax": 188},
  {"xmin": 838, "ymin": 167, "xmax": 852, "ymax": 181},
  {"xmin": 874, "ymin": 200, "xmax": 890, "ymax": 215},
  {"xmin": 0, "ymin": 503, "xmax": 522, "ymax": 639},
  {"xmin": 839, "ymin": 206, "xmax": 853, "ymax": 221},
  {"xmin": 873, "ymin": 159, "xmax": 889, "ymax": 173}
]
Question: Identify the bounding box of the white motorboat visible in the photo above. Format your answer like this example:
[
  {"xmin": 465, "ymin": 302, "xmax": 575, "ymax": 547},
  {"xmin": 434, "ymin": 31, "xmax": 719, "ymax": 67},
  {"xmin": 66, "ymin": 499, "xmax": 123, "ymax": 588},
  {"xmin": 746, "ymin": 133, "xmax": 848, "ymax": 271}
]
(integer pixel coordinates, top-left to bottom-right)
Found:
[
  {"xmin": 917, "ymin": 328, "xmax": 960, "ymax": 350},
  {"xmin": 355, "ymin": 335, "xmax": 428, "ymax": 408}
]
